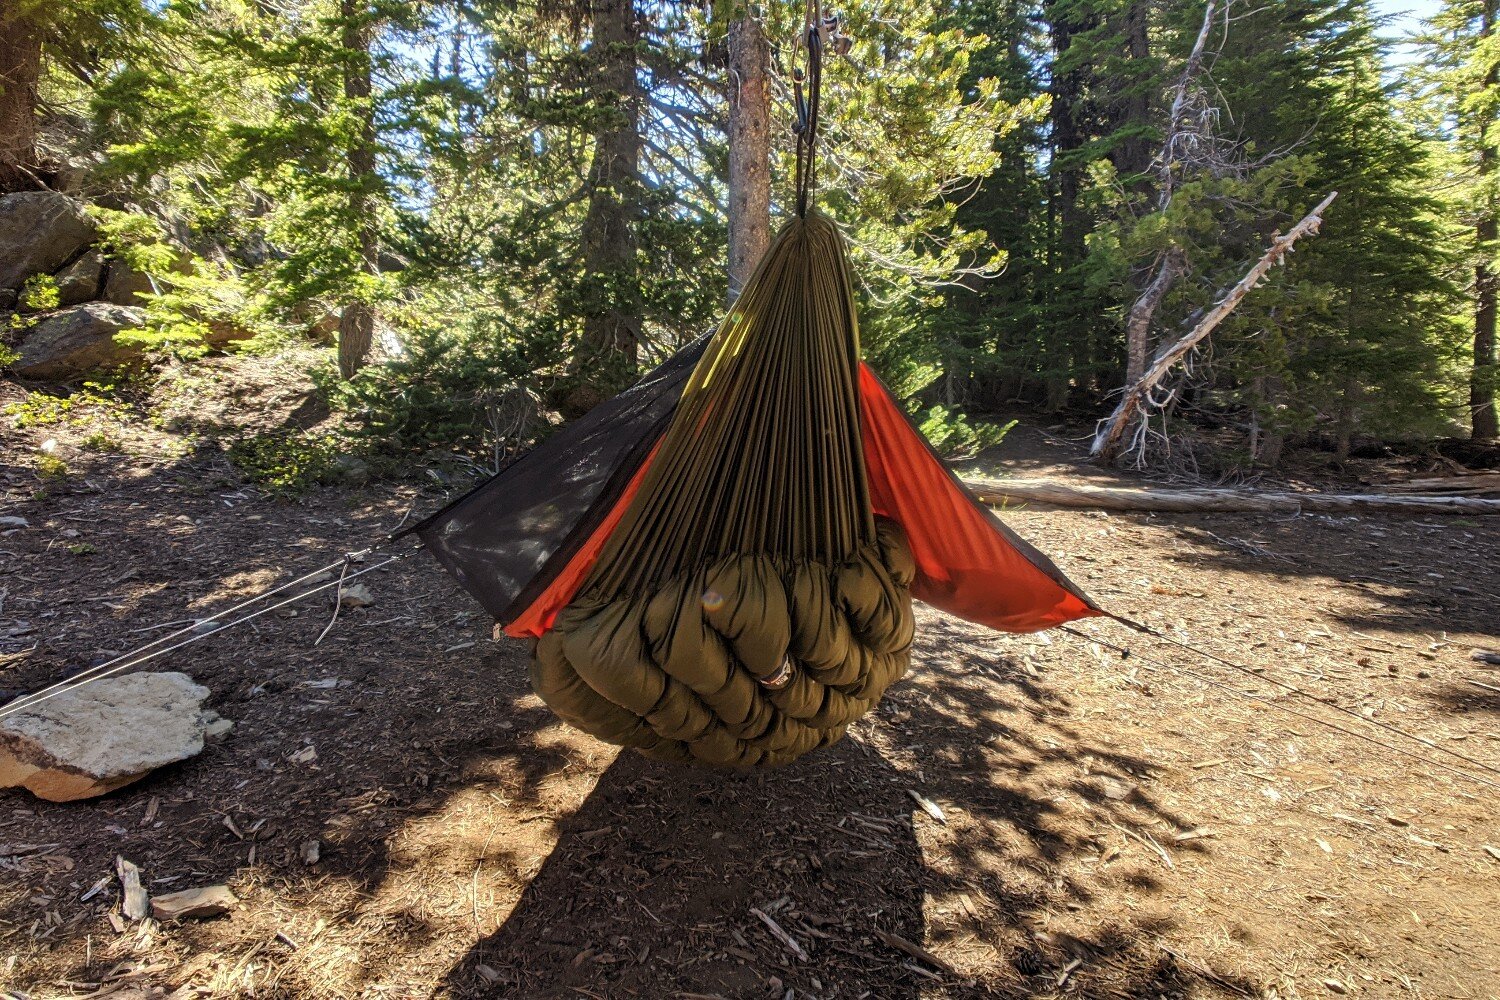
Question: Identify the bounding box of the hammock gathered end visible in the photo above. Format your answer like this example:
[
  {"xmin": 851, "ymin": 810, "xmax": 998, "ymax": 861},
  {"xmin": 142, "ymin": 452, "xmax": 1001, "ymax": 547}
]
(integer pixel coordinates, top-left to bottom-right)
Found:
[{"xmin": 530, "ymin": 211, "xmax": 915, "ymax": 767}]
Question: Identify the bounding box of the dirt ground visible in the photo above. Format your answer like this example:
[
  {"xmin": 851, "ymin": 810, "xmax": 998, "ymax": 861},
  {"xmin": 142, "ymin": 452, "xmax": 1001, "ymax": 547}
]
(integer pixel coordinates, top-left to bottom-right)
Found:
[{"xmin": 1, "ymin": 364, "xmax": 1498, "ymax": 999}]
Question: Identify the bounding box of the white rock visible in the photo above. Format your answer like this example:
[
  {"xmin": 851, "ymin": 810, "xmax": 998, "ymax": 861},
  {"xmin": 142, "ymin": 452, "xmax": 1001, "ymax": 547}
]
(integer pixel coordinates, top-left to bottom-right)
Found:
[
  {"xmin": 0, "ymin": 516, "xmax": 29, "ymax": 530},
  {"xmin": 339, "ymin": 584, "xmax": 374, "ymax": 608},
  {"xmin": 0, "ymin": 672, "xmax": 229, "ymax": 802}
]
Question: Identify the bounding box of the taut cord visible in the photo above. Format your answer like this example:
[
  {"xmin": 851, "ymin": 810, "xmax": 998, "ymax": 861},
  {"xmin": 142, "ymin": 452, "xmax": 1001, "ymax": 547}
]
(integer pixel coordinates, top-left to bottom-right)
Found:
[
  {"xmin": 1059, "ymin": 622, "xmax": 1500, "ymax": 792},
  {"xmin": 0, "ymin": 546, "xmax": 408, "ymax": 723},
  {"xmin": 792, "ymin": 2, "xmax": 823, "ymax": 218}
]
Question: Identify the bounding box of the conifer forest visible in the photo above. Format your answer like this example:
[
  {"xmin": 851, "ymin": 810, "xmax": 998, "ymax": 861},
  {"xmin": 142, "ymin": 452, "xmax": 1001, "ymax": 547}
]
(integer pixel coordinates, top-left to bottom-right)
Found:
[
  {"xmin": 1, "ymin": 3, "xmax": 1498, "ymax": 999},
  {"xmin": 2, "ymin": 0, "xmax": 1498, "ymax": 466}
]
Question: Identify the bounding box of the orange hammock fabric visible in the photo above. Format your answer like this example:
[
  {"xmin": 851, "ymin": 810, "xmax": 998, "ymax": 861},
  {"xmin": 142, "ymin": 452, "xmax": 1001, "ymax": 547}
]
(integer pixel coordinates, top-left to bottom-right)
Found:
[{"xmin": 504, "ymin": 364, "xmax": 1099, "ymax": 640}]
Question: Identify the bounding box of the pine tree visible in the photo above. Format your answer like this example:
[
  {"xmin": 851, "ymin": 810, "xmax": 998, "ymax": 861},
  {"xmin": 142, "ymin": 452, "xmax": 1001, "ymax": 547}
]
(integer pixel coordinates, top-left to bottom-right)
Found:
[
  {"xmin": 1201, "ymin": 0, "xmax": 1464, "ymax": 458},
  {"xmin": 1416, "ymin": 0, "xmax": 1500, "ymax": 439},
  {"xmin": 0, "ymin": 4, "xmax": 42, "ymax": 192}
]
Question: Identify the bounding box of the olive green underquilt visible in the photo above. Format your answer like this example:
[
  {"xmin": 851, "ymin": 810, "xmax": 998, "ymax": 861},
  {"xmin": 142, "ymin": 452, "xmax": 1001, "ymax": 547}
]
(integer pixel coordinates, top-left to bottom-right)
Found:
[
  {"xmin": 532, "ymin": 519, "xmax": 915, "ymax": 767},
  {"xmin": 528, "ymin": 212, "xmax": 910, "ymax": 767}
]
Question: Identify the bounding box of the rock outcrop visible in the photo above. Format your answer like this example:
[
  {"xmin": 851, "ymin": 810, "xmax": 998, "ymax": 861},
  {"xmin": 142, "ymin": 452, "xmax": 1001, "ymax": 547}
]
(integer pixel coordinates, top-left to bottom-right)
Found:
[
  {"xmin": 0, "ymin": 192, "xmax": 97, "ymax": 290},
  {"xmin": 9, "ymin": 302, "xmax": 148, "ymax": 380},
  {"xmin": 0, "ymin": 672, "xmax": 231, "ymax": 802},
  {"xmin": 103, "ymin": 259, "xmax": 158, "ymax": 306},
  {"xmin": 53, "ymin": 249, "xmax": 106, "ymax": 306},
  {"xmin": 0, "ymin": 192, "xmax": 237, "ymax": 381}
]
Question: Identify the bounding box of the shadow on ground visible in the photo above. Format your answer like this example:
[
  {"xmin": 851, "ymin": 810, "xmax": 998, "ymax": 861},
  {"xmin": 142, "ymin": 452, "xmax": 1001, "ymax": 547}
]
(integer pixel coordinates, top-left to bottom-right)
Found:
[{"xmin": 435, "ymin": 611, "xmax": 1244, "ymax": 998}]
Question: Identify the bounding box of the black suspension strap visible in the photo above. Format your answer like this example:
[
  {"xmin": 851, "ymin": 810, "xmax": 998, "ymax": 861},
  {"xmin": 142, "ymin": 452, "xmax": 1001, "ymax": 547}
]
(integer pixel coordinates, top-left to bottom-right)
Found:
[{"xmin": 793, "ymin": 2, "xmax": 824, "ymax": 218}]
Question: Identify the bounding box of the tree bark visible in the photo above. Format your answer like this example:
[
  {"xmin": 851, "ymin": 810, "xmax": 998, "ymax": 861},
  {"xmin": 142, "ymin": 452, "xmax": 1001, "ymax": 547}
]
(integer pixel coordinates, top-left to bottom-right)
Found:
[
  {"xmin": 0, "ymin": 6, "xmax": 41, "ymax": 194},
  {"xmin": 564, "ymin": 0, "xmax": 642, "ymax": 416},
  {"xmin": 1110, "ymin": 1, "xmax": 1154, "ymax": 185},
  {"xmin": 338, "ymin": 0, "xmax": 378, "ymax": 379},
  {"xmin": 1124, "ymin": 248, "xmax": 1183, "ymax": 386},
  {"xmin": 1044, "ymin": 0, "xmax": 1094, "ymax": 410},
  {"xmin": 1472, "ymin": 0, "xmax": 1499, "ymax": 439},
  {"xmin": 1116, "ymin": 0, "xmax": 1219, "ymax": 397},
  {"xmin": 726, "ymin": 14, "xmax": 770, "ymax": 306}
]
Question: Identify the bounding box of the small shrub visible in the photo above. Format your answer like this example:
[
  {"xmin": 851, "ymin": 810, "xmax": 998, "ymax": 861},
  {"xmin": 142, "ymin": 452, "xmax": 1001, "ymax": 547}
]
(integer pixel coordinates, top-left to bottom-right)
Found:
[
  {"xmin": 322, "ymin": 310, "xmax": 555, "ymax": 470},
  {"xmin": 3, "ymin": 383, "xmax": 135, "ymax": 430},
  {"xmin": 915, "ymin": 404, "xmax": 1016, "ymax": 460},
  {"xmin": 67, "ymin": 542, "xmax": 97, "ymax": 556},
  {"xmin": 0, "ymin": 343, "xmax": 19, "ymax": 370},
  {"xmin": 227, "ymin": 431, "xmax": 342, "ymax": 496},
  {"xmin": 34, "ymin": 454, "xmax": 70, "ymax": 481},
  {"xmin": 19, "ymin": 274, "xmax": 60, "ymax": 313},
  {"xmin": 88, "ymin": 206, "xmax": 267, "ymax": 359},
  {"xmin": 81, "ymin": 430, "xmax": 124, "ymax": 453}
]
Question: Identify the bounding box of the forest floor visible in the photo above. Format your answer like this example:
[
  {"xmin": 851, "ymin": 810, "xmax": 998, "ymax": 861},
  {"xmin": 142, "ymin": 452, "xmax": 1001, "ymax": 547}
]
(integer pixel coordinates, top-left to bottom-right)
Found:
[{"xmin": 1, "ymin": 356, "xmax": 1498, "ymax": 1000}]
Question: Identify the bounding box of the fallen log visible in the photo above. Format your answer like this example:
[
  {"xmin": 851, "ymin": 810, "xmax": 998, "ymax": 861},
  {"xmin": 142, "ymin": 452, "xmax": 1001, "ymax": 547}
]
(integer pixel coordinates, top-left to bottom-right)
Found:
[
  {"xmin": 1381, "ymin": 472, "xmax": 1500, "ymax": 495},
  {"xmin": 962, "ymin": 478, "xmax": 1500, "ymax": 515}
]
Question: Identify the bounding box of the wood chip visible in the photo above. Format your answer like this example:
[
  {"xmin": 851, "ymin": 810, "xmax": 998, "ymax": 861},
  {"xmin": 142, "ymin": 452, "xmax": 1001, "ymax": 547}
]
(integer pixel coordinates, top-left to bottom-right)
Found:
[
  {"xmin": 1172, "ymin": 828, "xmax": 1214, "ymax": 843},
  {"xmin": 150, "ymin": 885, "xmax": 238, "ymax": 921},
  {"xmin": 871, "ymin": 928, "xmax": 955, "ymax": 975},
  {"xmin": 751, "ymin": 906, "xmax": 807, "ymax": 961},
  {"xmin": 1110, "ymin": 822, "xmax": 1175, "ymax": 870},
  {"xmin": 907, "ymin": 790, "xmax": 947, "ymax": 824},
  {"xmin": 115, "ymin": 856, "xmax": 147, "ymax": 922}
]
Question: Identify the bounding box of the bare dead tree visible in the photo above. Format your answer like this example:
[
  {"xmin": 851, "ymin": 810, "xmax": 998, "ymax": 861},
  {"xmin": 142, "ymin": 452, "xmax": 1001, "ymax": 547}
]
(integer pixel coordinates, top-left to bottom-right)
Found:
[
  {"xmin": 1123, "ymin": 0, "xmax": 1225, "ymax": 387},
  {"xmin": 1092, "ymin": 191, "xmax": 1338, "ymax": 464}
]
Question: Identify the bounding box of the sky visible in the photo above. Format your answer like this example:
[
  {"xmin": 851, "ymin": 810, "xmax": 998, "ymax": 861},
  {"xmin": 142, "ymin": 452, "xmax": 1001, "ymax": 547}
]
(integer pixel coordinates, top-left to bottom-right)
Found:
[
  {"xmin": 1371, "ymin": 0, "xmax": 1444, "ymax": 65},
  {"xmin": 1372, "ymin": 1, "xmax": 1444, "ymax": 38}
]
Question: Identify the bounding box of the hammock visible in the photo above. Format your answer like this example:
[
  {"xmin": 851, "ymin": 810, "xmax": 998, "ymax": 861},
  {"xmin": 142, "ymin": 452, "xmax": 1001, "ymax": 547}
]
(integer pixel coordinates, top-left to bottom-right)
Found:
[
  {"xmin": 407, "ymin": 214, "xmax": 1099, "ymax": 765},
  {"xmin": 404, "ymin": 20, "xmax": 1100, "ymax": 766}
]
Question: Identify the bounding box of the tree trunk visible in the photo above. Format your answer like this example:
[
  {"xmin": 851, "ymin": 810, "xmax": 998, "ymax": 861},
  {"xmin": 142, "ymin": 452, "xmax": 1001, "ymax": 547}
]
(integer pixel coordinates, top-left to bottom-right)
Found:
[
  {"xmin": 1115, "ymin": 0, "xmax": 1219, "ymax": 394},
  {"xmin": 1044, "ymin": 0, "xmax": 1094, "ymax": 410},
  {"xmin": 1124, "ymin": 248, "xmax": 1183, "ymax": 386},
  {"xmin": 1111, "ymin": 1, "xmax": 1154, "ymax": 186},
  {"xmin": 1476, "ymin": 251, "xmax": 1498, "ymax": 439},
  {"xmin": 0, "ymin": 7, "xmax": 41, "ymax": 194},
  {"xmin": 566, "ymin": 0, "xmax": 642, "ymax": 416},
  {"xmin": 1472, "ymin": 0, "xmax": 1499, "ymax": 439},
  {"xmin": 726, "ymin": 15, "xmax": 770, "ymax": 306},
  {"xmin": 338, "ymin": 0, "xmax": 378, "ymax": 380},
  {"xmin": 1252, "ymin": 374, "xmax": 1286, "ymax": 469}
]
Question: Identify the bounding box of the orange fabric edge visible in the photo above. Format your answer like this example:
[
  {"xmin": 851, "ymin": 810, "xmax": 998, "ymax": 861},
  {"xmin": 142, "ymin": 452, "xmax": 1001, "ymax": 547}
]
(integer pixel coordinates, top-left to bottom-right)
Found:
[
  {"xmin": 857, "ymin": 364, "xmax": 1100, "ymax": 633},
  {"xmin": 502, "ymin": 441, "xmax": 661, "ymax": 639},
  {"xmin": 504, "ymin": 367, "xmax": 1102, "ymax": 638}
]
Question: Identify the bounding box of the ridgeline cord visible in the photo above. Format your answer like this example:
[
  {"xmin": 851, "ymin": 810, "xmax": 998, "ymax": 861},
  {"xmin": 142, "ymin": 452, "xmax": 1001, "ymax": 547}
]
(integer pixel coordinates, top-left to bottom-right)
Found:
[
  {"xmin": 1058, "ymin": 622, "xmax": 1500, "ymax": 792},
  {"xmin": 1108, "ymin": 614, "xmax": 1500, "ymax": 780},
  {"xmin": 0, "ymin": 544, "xmax": 409, "ymax": 723}
]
